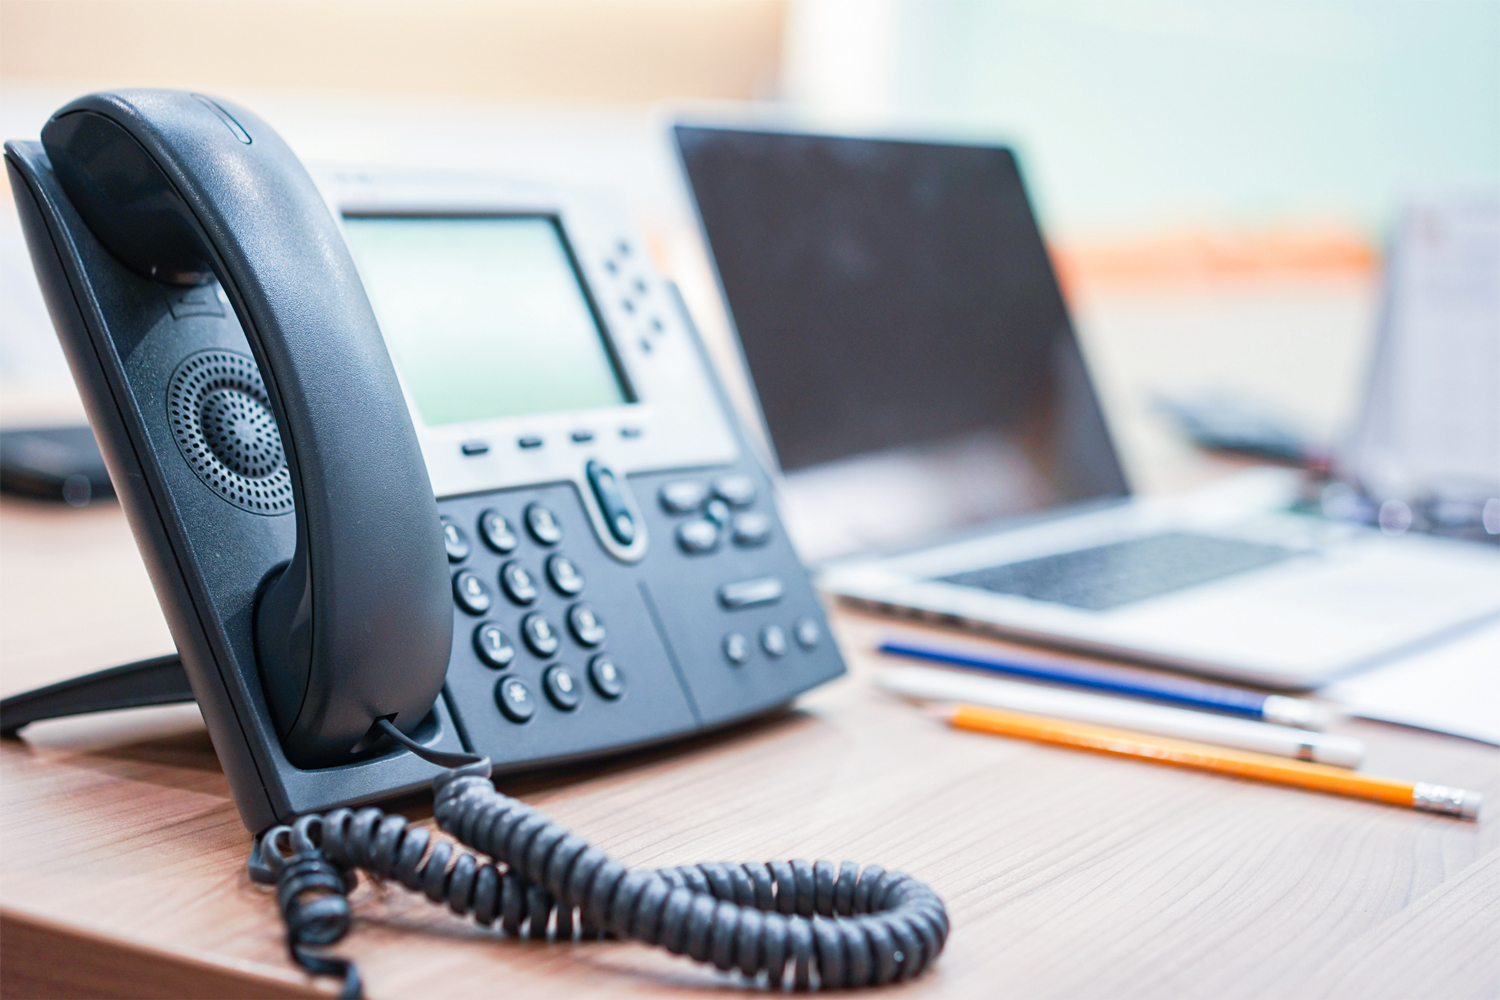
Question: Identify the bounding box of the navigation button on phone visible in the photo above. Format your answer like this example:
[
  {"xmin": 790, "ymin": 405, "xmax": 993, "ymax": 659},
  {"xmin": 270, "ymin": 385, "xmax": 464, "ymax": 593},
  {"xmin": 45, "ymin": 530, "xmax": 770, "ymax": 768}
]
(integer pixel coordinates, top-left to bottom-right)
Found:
[
  {"xmin": 677, "ymin": 519, "xmax": 719, "ymax": 554},
  {"xmin": 732, "ymin": 512, "xmax": 772, "ymax": 547},
  {"xmin": 712, "ymin": 474, "xmax": 757, "ymax": 507},
  {"xmin": 761, "ymin": 625, "xmax": 789, "ymax": 658},
  {"xmin": 660, "ymin": 480, "xmax": 707, "ymax": 514},
  {"xmin": 718, "ymin": 577, "xmax": 783, "ymax": 609}
]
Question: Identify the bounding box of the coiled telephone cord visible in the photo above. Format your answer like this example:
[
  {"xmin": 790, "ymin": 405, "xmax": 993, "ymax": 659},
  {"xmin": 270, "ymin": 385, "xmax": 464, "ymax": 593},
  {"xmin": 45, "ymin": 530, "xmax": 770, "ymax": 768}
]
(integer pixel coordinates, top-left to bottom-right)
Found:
[{"xmin": 254, "ymin": 723, "xmax": 949, "ymax": 999}]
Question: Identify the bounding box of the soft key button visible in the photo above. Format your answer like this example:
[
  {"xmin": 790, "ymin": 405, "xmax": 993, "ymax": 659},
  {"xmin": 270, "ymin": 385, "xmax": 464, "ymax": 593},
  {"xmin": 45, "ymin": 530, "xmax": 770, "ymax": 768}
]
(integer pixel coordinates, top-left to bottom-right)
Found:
[
  {"xmin": 585, "ymin": 460, "xmax": 636, "ymax": 545},
  {"xmin": 659, "ymin": 480, "xmax": 707, "ymax": 514},
  {"xmin": 718, "ymin": 577, "xmax": 784, "ymax": 609}
]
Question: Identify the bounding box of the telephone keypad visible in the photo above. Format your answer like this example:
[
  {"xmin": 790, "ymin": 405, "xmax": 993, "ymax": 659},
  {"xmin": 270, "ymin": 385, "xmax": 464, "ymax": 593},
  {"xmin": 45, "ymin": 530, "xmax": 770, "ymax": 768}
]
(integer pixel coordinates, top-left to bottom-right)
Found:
[
  {"xmin": 474, "ymin": 623, "xmax": 516, "ymax": 669},
  {"xmin": 495, "ymin": 675, "xmax": 536, "ymax": 722},
  {"xmin": 438, "ymin": 463, "xmax": 840, "ymax": 768},
  {"xmin": 543, "ymin": 665, "xmax": 581, "ymax": 711},
  {"xmin": 525, "ymin": 503, "xmax": 563, "ymax": 545},
  {"xmin": 567, "ymin": 603, "xmax": 606, "ymax": 647},
  {"xmin": 441, "ymin": 518, "xmax": 471, "ymax": 562},
  {"xmin": 499, "ymin": 561, "xmax": 539, "ymax": 605},
  {"xmin": 453, "ymin": 571, "xmax": 492, "ymax": 615},
  {"xmin": 479, "ymin": 510, "xmax": 518, "ymax": 553},
  {"xmin": 546, "ymin": 554, "xmax": 585, "ymax": 596},
  {"xmin": 521, "ymin": 612, "xmax": 560, "ymax": 657}
]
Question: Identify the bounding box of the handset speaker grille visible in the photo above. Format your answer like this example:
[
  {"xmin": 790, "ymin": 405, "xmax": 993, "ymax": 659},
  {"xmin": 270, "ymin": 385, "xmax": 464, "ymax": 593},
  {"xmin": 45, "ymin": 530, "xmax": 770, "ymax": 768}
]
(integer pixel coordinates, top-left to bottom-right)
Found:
[{"xmin": 167, "ymin": 349, "xmax": 294, "ymax": 515}]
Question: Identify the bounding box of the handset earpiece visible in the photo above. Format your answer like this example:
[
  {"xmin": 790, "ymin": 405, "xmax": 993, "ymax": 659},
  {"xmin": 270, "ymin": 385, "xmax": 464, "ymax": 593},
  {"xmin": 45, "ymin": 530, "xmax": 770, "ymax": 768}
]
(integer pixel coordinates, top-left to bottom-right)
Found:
[{"xmin": 41, "ymin": 90, "xmax": 452, "ymax": 767}]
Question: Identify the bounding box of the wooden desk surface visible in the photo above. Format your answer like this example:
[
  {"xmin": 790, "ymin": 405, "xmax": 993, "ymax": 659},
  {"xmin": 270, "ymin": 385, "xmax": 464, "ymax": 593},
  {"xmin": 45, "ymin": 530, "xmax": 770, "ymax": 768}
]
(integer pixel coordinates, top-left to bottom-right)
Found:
[{"xmin": 2, "ymin": 493, "xmax": 1498, "ymax": 1000}]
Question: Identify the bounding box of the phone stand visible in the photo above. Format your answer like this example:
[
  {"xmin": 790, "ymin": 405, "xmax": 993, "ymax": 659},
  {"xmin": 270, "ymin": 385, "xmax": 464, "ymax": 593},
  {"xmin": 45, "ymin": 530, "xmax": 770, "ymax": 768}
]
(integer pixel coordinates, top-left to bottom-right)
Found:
[{"xmin": 0, "ymin": 654, "xmax": 193, "ymax": 737}]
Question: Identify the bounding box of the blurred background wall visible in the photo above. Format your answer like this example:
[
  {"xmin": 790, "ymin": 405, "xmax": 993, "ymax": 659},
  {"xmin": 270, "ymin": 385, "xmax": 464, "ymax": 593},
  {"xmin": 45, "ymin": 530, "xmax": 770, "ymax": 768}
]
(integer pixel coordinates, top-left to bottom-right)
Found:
[{"xmin": 1, "ymin": 0, "xmax": 1495, "ymax": 486}]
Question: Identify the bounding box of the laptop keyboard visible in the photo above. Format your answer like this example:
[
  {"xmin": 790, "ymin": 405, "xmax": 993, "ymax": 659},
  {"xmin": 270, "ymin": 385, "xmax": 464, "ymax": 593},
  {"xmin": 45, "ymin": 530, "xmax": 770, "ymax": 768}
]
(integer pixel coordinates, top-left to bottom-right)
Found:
[{"xmin": 938, "ymin": 531, "xmax": 1297, "ymax": 611}]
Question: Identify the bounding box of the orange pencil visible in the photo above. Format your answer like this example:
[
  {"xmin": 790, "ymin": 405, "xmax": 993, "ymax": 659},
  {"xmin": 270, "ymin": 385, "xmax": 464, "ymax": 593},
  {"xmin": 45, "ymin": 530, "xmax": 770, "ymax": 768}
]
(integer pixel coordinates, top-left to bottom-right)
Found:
[{"xmin": 938, "ymin": 702, "xmax": 1482, "ymax": 820}]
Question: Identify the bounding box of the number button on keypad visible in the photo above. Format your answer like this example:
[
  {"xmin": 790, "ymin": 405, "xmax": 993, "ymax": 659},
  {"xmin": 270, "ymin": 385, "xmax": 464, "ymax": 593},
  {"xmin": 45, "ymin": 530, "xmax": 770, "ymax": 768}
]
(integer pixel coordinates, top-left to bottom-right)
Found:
[
  {"xmin": 453, "ymin": 571, "xmax": 492, "ymax": 615},
  {"xmin": 495, "ymin": 676, "xmax": 536, "ymax": 722},
  {"xmin": 567, "ymin": 603, "xmax": 607, "ymax": 647},
  {"xmin": 525, "ymin": 503, "xmax": 563, "ymax": 545},
  {"xmin": 521, "ymin": 612, "xmax": 560, "ymax": 657},
  {"xmin": 546, "ymin": 554, "xmax": 585, "ymax": 596},
  {"xmin": 500, "ymin": 561, "xmax": 538, "ymax": 605},
  {"xmin": 543, "ymin": 665, "xmax": 581, "ymax": 710},
  {"xmin": 474, "ymin": 622, "xmax": 516, "ymax": 668},
  {"xmin": 479, "ymin": 509, "xmax": 518, "ymax": 553},
  {"xmin": 589, "ymin": 655, "xmax": 625, "ymax": 699},
  {"xmin": 441, "ymin": 517, "xmax": 470, "ymax": 562}
]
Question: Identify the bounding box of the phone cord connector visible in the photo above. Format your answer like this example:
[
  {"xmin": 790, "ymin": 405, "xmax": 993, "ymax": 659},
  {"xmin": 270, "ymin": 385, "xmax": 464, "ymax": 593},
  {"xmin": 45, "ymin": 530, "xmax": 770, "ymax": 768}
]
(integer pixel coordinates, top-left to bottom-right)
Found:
[{"xmin": 255, "ymin": 762, "xmax": 949, "ymax": 997}]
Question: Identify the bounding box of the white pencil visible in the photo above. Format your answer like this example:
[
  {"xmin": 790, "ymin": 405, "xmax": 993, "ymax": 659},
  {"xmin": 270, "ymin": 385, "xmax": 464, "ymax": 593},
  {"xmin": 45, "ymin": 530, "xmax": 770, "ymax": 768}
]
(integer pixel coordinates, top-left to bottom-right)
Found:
[{"xmin": 878, "ymin": 665, "xmax": 1365, "ymax": 767}]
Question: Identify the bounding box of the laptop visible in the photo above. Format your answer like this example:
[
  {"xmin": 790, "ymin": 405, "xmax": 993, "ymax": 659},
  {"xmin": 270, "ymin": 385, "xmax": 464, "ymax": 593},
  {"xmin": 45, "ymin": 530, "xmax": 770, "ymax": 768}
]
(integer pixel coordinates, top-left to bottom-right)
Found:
[{"xmin": 671, "ymin": 121, "xmax": 1500, "ymax": 689}]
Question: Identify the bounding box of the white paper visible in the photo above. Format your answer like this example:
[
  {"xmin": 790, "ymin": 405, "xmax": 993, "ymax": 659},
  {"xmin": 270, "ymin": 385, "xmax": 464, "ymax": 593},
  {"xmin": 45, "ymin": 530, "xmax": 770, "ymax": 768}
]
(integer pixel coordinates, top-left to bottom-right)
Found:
[{"xmin": 1321, "ymin": 618, "xmax": 1500, "ymax": 745}]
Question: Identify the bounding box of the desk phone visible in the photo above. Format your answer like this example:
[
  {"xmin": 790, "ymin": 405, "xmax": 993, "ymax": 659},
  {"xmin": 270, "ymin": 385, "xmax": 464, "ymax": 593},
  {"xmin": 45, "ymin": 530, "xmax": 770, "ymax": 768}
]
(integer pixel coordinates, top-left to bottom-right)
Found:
[{"xmin": 4, "ymin": 91, "xmax": 946, "ymax": 994}]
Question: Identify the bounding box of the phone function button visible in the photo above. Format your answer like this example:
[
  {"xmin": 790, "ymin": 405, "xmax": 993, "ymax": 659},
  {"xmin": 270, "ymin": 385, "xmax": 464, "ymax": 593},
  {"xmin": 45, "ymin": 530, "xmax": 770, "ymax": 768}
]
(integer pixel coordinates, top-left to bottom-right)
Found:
[
  {"xmin": 521, "ymin": 612, "xmax": 560, "ymax": 657},
  {"xmin": 585, "ymin": 461, "xmax": 637, "ymax": 546},
  {"xmin": 659, "ymin": 480, "xmax": 707, "ymax": 514},
  {"xmin": 761, "ymin": 625, "xmax": 789, "ymax": 658},
  {"xmin": 479, "ymin": 510, "xmax": 518, "ymax": 553},
  {"xmin": 567, "ymin": 603, "xmax": 607, "ymax": 647},
  {"xmin": 525, "ymin": 503, "xmax": 563, "ymax": 545},
  {"xmin": 453, "ymin": 571, "xmax": 492, "ymax": 615},
  {"xmin": 499, "ymin": 561, "xmax": 539, "ymax": 605},
  {"xmin": 495, "ymin": 675, "xmax": 536, "ymax": 723},
  {"xmin": 704, "ymin": 499, "xmax": 732, "ymax": 526},
  {"xmin": 518, "ymin": 436, "xmax": 544, "ymax": 449},
  {"xmin": 460, "ymin": 440, "xmax": 490, "ymax": 456},
  {"xmin": 718, "ymin": 577, "xmax": 784, "ymax": 609},
  {"xmin": 441, "ymin": 517, "xmax": 471, "ymax": 562},
  {"xmin": 723, "ymin": 632, "xmax": 751, "ymax": 666},
  {"xmin": 546, "ymin": 554, "xmax": 585, "ymax": 596},
  {"xmin": 712, "ymin": 474, "xmax": 757, "ymax": 507},
  {"xmin": 570, "ymin": 430, "xmax": 594, "ymax": 443},
  {"xmin": 676, "ymin": 519, "xmax": 720, "ymax": 554},
  {"xmin": 732, "ymin": 512, "xmax": 772, "ymax": 547},
  {"xmin": 589, "ymin": 655, "xmax": 625, "ymax": 699},
  {"xmin": 619, "ymin": 426, "xmax": 643, "ymax": 439},
  {"xmin": 474, "ymin": 623, "xmax": 516, "ymax": 668},
  {"xmin": 543, "ymin": 665, "xmax": 582, "ymax": 711},
  {"xmin": 794, "ymin": 618, "xmax": 821, "ymax": 650}
]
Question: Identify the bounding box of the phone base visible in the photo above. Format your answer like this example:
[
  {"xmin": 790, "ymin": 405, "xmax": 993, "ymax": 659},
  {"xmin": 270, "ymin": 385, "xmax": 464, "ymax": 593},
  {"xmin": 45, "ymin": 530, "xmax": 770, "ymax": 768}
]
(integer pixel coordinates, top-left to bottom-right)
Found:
[{"xmin": 0, "ymin": 654, "xmax": 192, "ymax": 736}]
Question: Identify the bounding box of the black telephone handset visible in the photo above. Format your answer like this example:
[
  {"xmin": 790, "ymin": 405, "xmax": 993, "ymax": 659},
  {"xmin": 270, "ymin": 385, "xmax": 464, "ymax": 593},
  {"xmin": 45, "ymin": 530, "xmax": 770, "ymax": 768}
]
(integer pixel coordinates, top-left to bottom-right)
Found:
[
  {"xmin": 6, "ymin": 91, "xmax": 947, "ymax": 992},
  {"xmin": 40, "ymin": 91, "xmax": 451, "ymax": 766}
]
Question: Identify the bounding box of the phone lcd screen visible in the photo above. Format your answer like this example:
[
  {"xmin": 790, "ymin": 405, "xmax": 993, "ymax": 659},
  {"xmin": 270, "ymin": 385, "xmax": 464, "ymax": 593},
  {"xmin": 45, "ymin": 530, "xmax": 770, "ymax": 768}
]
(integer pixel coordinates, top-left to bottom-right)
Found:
[{"xmin": 342, "ymin": 216, "xmax": 631, "ymax": 426}]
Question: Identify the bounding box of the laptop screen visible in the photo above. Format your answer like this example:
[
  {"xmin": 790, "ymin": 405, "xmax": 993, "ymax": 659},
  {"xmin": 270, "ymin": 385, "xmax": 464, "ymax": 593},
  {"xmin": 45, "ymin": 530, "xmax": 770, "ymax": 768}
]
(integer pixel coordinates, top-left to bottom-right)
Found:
[{"xmin": 674, "ymin": 125, "xmax": 1128, "ymax": 562}]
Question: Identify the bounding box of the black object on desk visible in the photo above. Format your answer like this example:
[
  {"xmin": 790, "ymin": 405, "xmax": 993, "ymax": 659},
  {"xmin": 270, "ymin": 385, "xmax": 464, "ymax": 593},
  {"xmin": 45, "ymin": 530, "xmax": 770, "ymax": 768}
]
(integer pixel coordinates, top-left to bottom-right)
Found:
[{"xmin": 0, "ymin": 425, "xmax": 114, "ymax": 504}]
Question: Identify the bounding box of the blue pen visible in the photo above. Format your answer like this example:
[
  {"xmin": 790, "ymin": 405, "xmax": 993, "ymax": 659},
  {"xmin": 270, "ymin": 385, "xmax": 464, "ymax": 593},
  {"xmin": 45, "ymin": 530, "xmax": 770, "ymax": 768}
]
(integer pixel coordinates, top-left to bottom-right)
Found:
[{"xmin": 877, "ymin": 639, "xmax": 1331, "ymax": 730}]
